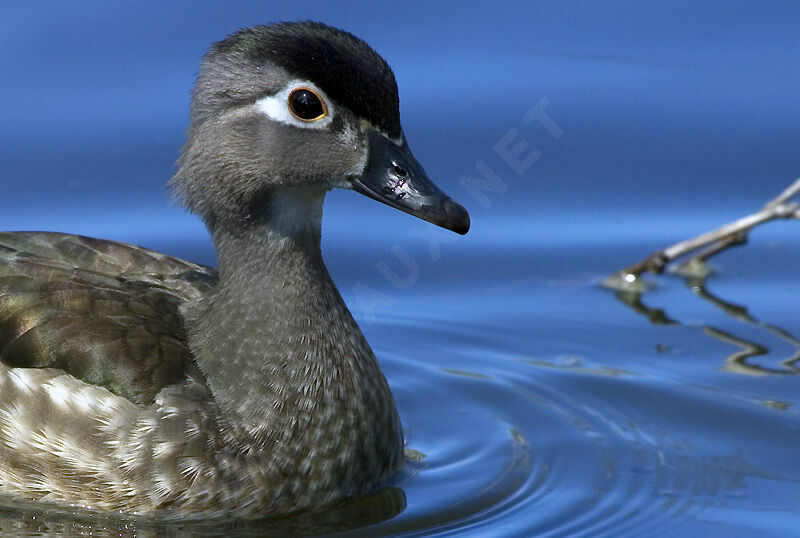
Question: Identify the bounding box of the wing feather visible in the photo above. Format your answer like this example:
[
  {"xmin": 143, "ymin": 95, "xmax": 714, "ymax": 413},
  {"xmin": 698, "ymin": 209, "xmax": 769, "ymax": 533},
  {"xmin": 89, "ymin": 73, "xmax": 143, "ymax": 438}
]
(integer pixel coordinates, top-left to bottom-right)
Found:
[{"xmin": 0, "ymin": 232, "xmax": 218, "ymax": 404}]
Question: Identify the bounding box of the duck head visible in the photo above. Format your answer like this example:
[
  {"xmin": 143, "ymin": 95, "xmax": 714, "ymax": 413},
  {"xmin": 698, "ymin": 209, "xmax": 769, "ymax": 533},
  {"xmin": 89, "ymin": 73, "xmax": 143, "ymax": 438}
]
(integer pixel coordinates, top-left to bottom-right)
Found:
[{"xmin": 170, "ymin": 22, "xmax": 469, "ymax": 236}]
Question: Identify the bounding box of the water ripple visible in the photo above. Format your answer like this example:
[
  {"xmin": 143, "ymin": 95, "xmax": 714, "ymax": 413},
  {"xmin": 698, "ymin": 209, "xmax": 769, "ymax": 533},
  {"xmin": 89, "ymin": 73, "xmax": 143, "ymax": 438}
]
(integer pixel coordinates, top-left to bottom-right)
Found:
[{"xmin": 362, "ymin": 317, "xmax": 800, "ymax": 536}]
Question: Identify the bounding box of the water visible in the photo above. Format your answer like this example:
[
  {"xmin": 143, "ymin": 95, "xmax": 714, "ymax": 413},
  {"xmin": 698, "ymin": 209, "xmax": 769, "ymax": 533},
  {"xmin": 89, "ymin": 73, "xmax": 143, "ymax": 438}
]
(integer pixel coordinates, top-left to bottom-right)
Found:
[
  {"xmin": 348, "ymin": 231, "xmax": 800, "ymax": 536},
  {"xmin": 2, "ymin": 2, "xmax": 800, "ymax": 536}
]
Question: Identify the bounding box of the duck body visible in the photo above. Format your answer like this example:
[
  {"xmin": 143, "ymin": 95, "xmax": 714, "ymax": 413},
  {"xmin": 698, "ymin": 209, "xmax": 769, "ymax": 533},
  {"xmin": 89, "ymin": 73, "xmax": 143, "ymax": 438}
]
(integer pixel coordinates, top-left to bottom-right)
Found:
[
  {"xmin": 0, "ymin": 231, "xmax": 401, "ymax": 515},
  {"xmin": 0, "ymin": 22, "xmax": 467, "ymax": 517}
]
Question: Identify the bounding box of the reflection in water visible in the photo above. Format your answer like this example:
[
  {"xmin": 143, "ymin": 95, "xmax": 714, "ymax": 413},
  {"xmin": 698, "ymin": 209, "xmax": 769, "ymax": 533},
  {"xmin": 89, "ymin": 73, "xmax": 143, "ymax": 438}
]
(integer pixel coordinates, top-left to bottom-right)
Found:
[
  {"xmin": 523, "ymin": 357, "xmax": 634, "ymax": 378},
  {"xmin": 0, "ymin": 486, "xmax": 406, "ymax": 537},
  {"xmin": 614, "ymin": 290, "xmax": 678, "ymax": 326},
  {"xmin": 609, "ymin": 265, "xmax": 800, "ymax": 376},
  {"xmin": 440, "ymin": 368, "xmax": 493, "ymax": 380}
]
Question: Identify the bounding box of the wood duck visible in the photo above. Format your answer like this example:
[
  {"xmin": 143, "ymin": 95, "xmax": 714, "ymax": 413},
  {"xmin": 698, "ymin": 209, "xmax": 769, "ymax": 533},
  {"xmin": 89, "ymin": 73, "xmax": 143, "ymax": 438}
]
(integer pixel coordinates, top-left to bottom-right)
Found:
[{"xmin": 0, "ymin": 22, "xmax": 469, "ymax": 517}]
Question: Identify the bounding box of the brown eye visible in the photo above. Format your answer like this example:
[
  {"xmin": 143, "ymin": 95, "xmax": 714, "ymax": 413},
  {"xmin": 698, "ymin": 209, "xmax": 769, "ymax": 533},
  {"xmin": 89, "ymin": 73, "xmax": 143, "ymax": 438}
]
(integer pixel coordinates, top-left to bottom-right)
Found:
[{"xmin": 287, "ymin": 87, "xmax": 327, "ymax": 121}]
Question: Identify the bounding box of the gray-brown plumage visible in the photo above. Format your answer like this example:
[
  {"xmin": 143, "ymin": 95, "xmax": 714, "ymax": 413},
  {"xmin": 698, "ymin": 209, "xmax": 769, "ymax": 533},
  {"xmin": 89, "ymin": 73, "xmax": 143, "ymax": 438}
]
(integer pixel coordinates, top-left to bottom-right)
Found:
[{"xmin": 0, "ymin": 22, "xmax": 468, "ymax": 517}]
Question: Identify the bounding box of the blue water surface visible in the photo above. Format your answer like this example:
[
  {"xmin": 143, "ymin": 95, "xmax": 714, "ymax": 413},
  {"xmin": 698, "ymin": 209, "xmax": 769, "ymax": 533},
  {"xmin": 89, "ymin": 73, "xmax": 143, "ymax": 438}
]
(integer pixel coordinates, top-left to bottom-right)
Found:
[{"xmin": 1, "ymin": 2, "xmax": 800, "ymax": 536}]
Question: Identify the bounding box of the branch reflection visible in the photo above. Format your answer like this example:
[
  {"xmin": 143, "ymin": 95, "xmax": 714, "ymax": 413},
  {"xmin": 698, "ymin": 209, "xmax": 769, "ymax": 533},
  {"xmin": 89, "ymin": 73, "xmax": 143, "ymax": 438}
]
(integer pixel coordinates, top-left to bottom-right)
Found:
[{"xmin": 611, "ymin": 266, "xmax": 800, "ymax": 376}]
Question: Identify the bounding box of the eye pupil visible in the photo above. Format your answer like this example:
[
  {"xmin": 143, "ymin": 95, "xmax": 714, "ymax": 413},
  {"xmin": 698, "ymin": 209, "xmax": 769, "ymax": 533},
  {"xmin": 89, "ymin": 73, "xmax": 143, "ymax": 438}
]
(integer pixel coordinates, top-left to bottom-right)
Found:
[{"xmin": 288, "ymin": 88, "xmax": 326, "ymax": 121}]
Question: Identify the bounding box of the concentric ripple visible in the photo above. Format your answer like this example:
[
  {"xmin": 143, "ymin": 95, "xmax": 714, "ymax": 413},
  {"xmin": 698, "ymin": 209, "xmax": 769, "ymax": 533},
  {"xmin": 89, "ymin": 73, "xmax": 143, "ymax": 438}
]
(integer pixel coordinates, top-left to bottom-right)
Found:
[{"xmin": 354, "ymin": 314, "xmax": 800, "ymax": 537}]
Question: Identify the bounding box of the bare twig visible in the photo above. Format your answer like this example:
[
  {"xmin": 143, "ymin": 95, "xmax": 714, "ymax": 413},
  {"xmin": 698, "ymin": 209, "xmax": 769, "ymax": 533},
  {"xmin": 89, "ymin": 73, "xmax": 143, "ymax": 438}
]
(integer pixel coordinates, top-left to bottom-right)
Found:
[
  {"xmin": 674, "ymin": 231, "xmax": 747, "ymax": 274},
  {"xmin": 607, "ymin": 177, "xmax": 800, "ymax": 284}
]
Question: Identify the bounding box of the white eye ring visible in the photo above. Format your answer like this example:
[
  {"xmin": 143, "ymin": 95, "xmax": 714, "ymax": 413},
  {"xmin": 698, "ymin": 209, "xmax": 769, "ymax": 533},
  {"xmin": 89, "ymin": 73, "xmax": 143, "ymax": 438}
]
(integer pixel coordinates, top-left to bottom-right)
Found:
[{"xmin": 254, "ymin": 80, "xmax": 334, "ymax": 129}]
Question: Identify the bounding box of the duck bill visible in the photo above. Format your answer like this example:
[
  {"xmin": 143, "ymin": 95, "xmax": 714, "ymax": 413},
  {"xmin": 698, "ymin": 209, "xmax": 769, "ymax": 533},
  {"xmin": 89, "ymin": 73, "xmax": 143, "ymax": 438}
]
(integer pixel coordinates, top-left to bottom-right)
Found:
[{"xmin": 351, "ymin": 129, "xmax": 470, "ymax": 235}]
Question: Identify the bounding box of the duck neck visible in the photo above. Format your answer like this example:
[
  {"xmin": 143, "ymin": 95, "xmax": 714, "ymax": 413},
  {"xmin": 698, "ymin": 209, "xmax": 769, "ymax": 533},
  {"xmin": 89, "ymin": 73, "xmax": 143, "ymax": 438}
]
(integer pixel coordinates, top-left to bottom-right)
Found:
[{"xmin": 186, "ymin": 188, "xmax": 401, "ymax": 455}]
